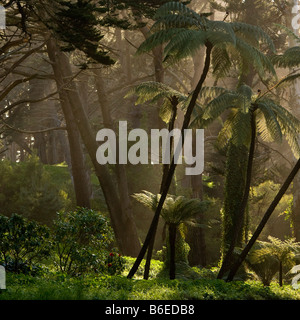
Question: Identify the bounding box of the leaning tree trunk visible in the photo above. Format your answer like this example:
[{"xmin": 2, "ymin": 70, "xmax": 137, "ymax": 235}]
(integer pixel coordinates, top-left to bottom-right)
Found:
[
  {"xmin": 127, "ymin": 42, "xmax": 213, "ymax": 279},
  {"xmin": 46, "ymin": 38, "xmax": 141, "ymax": 257},
  {"xmin": 226, "ymin": 157, "xmax": 300, "ymax": 281},
  {"xmin": 143, "ymin": 97, "xmax": 178, "ymax": 280}
]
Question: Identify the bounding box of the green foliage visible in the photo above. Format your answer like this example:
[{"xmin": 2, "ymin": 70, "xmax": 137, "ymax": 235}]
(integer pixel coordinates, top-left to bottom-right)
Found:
[
  {"xmin": 246, "ymin": 237, "xmax": 300, "ymax": 286},
  {"xmin": 221, "ymin": 142, "xmax": 248, "ymax": 255},
  {"xmin": 132, "ymin": 190, "xmax": 210, "ymax": 226},
  {"xmin": 105, "ymin": 249, "xmax": 125, "ymax": 275},
  {"xmin": 136, "ymin": 2, "xmax": 275, "ymax": 80},
  {"xmin": 249, "ymin": 180, "xmax": 293, "ymax": 239},
  {"xmin": 132, "ymin": 191, "xmax": 210, "ymax": 270},
  {"xmin": 2, "ymin": 261, "xmax": 300, "ymax": 300},
  {"xmin": 195, "ymin": 85, "xmax": 300, "ymax": 156},
  {"xmin": 0, "ymin": 214, "xmax": 51, "ymax": 274},
  {"xmin": 0, "ymin": 157, "xmax": 66, "ymax": 225},
  {"xmin": 125, "ymin": 81, "xmax": 192, "ymax": 123},
  {"xmin": 44, "ymin": 0, "xmax": 115, "ymax": 66},
  {"xmin": 52, "ymin": 207, "xmax": 114, "ymax": 276}
]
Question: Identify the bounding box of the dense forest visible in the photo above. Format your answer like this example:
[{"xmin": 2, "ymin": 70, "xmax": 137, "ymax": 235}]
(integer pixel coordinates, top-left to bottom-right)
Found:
[{"xmin": 2, "ymin": 0, "xmax": 300, "ymax": 302}]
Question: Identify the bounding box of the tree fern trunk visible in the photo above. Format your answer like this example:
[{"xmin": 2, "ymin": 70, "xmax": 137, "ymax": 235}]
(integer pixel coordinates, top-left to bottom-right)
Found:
[
  {"xmin": 279, "ymin": 260, "xmax": 283, "ymax": 286},
  {"xmin": 169, "ymin": 223, "xmax": 177, "ymax": 280},
  {"xmin": 218, "ymin": 107, "xmax": 257, "ymax": 279},
  {"xmin": 226, "ymin": 157, "xmax": 300, "ymax": 281},
  {"xmin": 127, "ymin": 42, "xmax": 213, "ymax": 279}
]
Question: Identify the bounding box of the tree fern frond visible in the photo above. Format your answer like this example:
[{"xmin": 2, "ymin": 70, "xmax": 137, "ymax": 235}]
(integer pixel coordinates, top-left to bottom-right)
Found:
[
  {"xmin": 271, "ymin": 46, "xmax": 300, "ymax": 68},
  {"xmin": 136, "ymin": 28, "xmax": 181, "ymax": 55},
  {"xmin": 216, "ymin": 114, "xmax": 234, "ymax": 149},
  {"xmin": 256, "ymin": 102, "xmax": 283, "ymax": 143},
  {"xmin": 199, "ymin": 86, "xmax": 231, "ymax": 100},
  {"xmin": 153, "ymin": 1, "xmax": 207, "ymax": 30},
  {"xmin": 132, "ymin": 190, "xmax": 210, "ymax": 225},
  {"xmin": 235, "ymin": 38, "xmax": 276, "ymax": 77},
  {"xmin": 256, "ymin": 110, "xmax": 274, "ymax": 142},
  {"xmin": 230, "ymin": 22, "xmax": 275, "ymax": 52},
  {"xmin": 274, "ymin": 24, "xmax": 300, "ymax": 43},
  {"xmin": 275, "ymin": 73, "xmax": 300, "ymax": 88},
  {"xmin": 230, "ymin": 110, "xmax": 252, "ymax": 146},
  {"xmin": 211, "ymin": 46, "xmax": 232, "ymax": 79},
  {"xmin": 163, "ymin": 29, "xmax": 207, "ymax": 62},
  {"xmin": 202, "ymin": 92, "xmax": 238, "ymax": 120}
]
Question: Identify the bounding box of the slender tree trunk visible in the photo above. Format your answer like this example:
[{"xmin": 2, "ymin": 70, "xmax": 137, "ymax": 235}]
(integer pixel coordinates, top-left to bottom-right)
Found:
[
  {"xmin": 226, "ymin": 157, "xmax": 300, "ymax": 281},
  {"xmin": 169, "ymin": 223, "xmax": 177, "ymax": 280},
  {"xmin": 143, "ymin": 98, "xmax": 178, "ymax": 280},
  {"xmin": 218, "ymin": 107, "xmax": 257, "ymax": 279},
  {"xmin": 128, "ymin": 42, "xmax": 213, "ymax": 279},
  {"xmin": 279, "ymin": 261, "xmax": 283, "ymax": 287},
  {"xmin": 46, "ymin": 38, "xmax": 141, "ymax": 256}
]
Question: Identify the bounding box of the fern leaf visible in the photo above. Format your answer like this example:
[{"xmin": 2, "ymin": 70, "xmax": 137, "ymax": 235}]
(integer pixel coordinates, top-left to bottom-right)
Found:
[{"xmin": 257, "ymin": 102, "xmax": 283, "ymax": 142}]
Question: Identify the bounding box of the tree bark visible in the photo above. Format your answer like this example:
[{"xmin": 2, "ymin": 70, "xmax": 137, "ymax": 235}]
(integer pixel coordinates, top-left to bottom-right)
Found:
[
  {"xmin": 46, "ymin": 41, "xmax": 91, "ymax": 209},
  {"xmin": 226, "ymin": 157, "xmax": 300, "ymax": 281},
  {"xmin": 46, "ymin": 38, "xmax": 141, "ymax": 256},
  {"xmin": 169, "ymin": 223, "xmax": 177, "ymax": 280},
  {"xmin": 218, "ymin": 107, "xmax": 256, "ymax": 279}
]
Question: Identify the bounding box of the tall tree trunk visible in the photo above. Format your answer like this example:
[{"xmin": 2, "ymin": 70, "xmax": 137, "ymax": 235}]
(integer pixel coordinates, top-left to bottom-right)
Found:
[
  {"xmin": 46, "ymin": 41, "xmax": 91, "ymax": 209},
  {"xmin": 93, "ymin": 68, "xmax": 138, "ymax": 254},
  {"xmin": 226, "ymin": 157, "xmax": 300, "ymax": 281},
  {"xmin": 46, "ymin": 38, "xmax": 141, "ymax": 256},
  {"xmin": 218, "ymin": 107, "xmax": 256, "ymax": 279},
  {"xmin": 128, "ymin": 42, "xmax": 213, "ymax": 279}
]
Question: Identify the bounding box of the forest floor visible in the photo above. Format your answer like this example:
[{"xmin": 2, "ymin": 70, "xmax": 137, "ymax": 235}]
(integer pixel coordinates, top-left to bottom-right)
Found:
[{"xmin": 1, "ymin": 257, "xmax": 300, "ymax": 300}]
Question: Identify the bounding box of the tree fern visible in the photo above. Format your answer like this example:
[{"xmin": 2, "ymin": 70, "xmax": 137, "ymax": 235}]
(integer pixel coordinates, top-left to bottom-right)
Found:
[
  {"xmin": 125, "ymin": 81, "xmax": 194, "ymax": 123},
  {"xmin": 194, "ymin": 85, "xmax": 300, "ymax": 155},
  {"xmin": 136, "ymin": 1, "xmax": 275, "ymax": 78},
  {"xmin": 132, "ymin": 190, "xmax": 209, "ymax": 226}
]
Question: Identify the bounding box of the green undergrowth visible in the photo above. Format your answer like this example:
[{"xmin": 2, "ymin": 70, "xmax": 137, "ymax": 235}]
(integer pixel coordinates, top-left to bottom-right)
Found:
[{"xmin": 1, "ymin": 257, "xmax": 300, "ymax": 300}]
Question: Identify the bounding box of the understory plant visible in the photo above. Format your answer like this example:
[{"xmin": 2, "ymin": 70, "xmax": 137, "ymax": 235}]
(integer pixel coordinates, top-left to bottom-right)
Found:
[
  {"xmin": 0, "ymin": 213, "xmax": 52, "ymax": 274},
  {"xmin": 52, "ymin": 207, "xmax": 114, "ymax": 275}
]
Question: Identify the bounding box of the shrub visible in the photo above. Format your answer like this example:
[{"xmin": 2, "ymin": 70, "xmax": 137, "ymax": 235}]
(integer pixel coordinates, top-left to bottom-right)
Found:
[
  {"xmin": 52, "ymin": 207, "xmax": 114, "ymax": 275},
  {"xmin": 0, "ymin": 214, "xmax": 51, "ymax": 274},
  {"xmin": 0, "ymin": 157, "xmax": 66, "ymax": 225},
  {"xmin": 105, "ymin": 249, "xmax": 125, "ymax": 275}
]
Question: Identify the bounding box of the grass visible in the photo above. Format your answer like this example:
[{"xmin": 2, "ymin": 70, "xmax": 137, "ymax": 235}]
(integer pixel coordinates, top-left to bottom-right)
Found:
[{"xmin": 1, "ymin": 257, "xmax": 300, "ymax": 300}]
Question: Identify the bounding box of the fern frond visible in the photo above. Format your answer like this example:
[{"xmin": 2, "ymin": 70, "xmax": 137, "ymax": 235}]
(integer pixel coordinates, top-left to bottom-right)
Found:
[
  {"xmin": 230, "ymin": 22, "xmax": 275, "ymax": 52},
  {"xmin": 163, "ymin": 29, "xmax": 207, "ymax": 62},
  {"xmin": 216, "ymin": 115, "xmax": 234, "ymax": 148},
  {"xmin": 230, "ymin": 109, "xmax": 252, "ymax": 146},
  {"xmin": 272, "ymin": 46, "xmax": 300, "ymax": 68},
  {"xmin": 153, "ymin": 1, "xmax": 209, "ymax": 31},
  {"xmin": 235, "ymin": 38, "xmax": 276, "ymax": 77},
  {"xmin": 202, "ymin": 92, "xmax": 238, "ymax": 120},
  {"xmin": 256, "ymin": 102, "xmax": 283, "ymax": 142},
  {"xmin": 136, "ymin": 28, "xmax": 181, "ymax": 55},
  {"xmin": 256, "ymin": 110, "xmax": 274, "ymax": 142},
  {"xmin": 211, "ymin": 46, "xmax": 232, "ymax": 79},
  {"xmin": 275, "ymin": 73, "xmax": 300, "ymax": 88}
]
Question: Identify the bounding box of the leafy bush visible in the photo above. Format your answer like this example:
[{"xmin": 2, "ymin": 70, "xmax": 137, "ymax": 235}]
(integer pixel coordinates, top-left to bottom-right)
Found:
[
  {"xmin": 52, "ymin": 207, "xmax": 114, "ymax": 275},
  {"xmin": 105, "ymin": 249, "xmax": 125, "ymax": 275},
  {"xmin": 0, "ymin": 214, "xmax": 52, "ymax": 274},
  {"xmin": 0, "ymin": 157, "xmax": 66, "ymax": 225}
]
